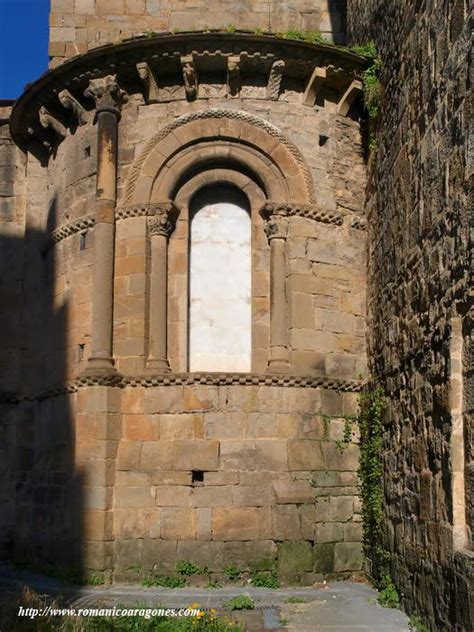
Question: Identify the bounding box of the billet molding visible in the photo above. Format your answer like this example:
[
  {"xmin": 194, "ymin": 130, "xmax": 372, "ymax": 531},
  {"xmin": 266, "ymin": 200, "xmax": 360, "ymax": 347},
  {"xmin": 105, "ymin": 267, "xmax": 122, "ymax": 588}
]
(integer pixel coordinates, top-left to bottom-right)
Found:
[
  {"xmin": 13, "ymin": 372, "xmax": 363, "ymax": 402},
  {"xmin": 4, "ymin": 372, "xmax": 362, "ymax": 403}
]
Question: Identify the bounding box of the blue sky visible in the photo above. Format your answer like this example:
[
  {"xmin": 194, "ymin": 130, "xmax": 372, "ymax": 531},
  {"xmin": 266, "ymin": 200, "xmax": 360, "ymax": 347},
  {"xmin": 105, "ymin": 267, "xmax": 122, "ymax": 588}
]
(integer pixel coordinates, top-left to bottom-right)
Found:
[{"xmin": 0, "ymin": 0, "xmax": 49, "ymax": 99}]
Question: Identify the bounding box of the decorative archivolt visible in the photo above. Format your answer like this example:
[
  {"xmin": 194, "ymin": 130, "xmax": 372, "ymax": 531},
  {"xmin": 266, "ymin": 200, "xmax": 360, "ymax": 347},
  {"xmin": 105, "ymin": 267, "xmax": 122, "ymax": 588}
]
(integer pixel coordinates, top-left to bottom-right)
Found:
[{"xmin": 123, "ymin": 108, "xmax": 316, "ymax": 206}]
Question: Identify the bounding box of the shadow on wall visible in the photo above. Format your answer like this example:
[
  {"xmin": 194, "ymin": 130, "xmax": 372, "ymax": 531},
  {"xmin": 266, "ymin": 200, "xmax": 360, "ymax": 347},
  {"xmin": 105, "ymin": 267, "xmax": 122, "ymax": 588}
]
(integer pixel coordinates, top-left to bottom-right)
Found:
[{"xmin": 0, "ymin": 196, "xmax": 84, "ymax": 586}]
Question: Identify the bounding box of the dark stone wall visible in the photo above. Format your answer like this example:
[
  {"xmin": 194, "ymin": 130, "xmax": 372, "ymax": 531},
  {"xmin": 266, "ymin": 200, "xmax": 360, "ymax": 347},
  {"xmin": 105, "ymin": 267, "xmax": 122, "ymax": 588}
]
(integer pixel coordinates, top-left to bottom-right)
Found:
[{"xmin": 347, "ymin": 1, "xmax": 473, "ymax": 630}]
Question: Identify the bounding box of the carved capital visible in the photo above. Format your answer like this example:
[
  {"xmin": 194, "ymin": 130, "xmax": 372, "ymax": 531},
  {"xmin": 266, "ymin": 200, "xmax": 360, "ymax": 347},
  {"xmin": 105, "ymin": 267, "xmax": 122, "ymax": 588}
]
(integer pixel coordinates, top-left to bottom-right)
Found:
[
  {"xmin": 147, "ymin": 202, "xmax": 180, "ymax": 239},
  {"xmin": 84, "ymin": 75, "xmax": 127, "ymax": 115},
  {"xmin": 58, "ymin": 89, "xmax": 88, "ymax": 125},
  {"xmin": 264, "ymin": 214, "xmax": 289, "ymax": 241},
  {"xmin": 148, "ymin": 213, "xmax": 174, "ymax": 238},
  {"xmin": 38, "ymin": 106, "xmax": 67, "ymax": 139}
]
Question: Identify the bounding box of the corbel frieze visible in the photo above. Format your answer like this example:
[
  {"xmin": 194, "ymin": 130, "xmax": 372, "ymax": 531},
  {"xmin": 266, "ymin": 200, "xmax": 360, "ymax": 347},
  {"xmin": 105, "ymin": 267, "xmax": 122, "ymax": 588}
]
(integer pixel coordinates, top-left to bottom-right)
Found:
[
  {"xmin": 336, "ymin": 79, "xmax": 363, "ymax": 116},
  {"xmin": 58, "ymin": 89, "xmax": 89, "ymax": 125},
  {"xmin": 38, "ymin": 106, "xmax": 67, "ymax": 139},
  {"xmin": 136, "ymin": 62, "xmax": 160, "ymax": 104},
  {"xmin": 227, "ymin": 55, "xmax": 241, "ymax": 97},
  {"xmin": 266, "ymin": 59, "xmax": 285, "ymax": 100},
  {"xmin": 11, "ymin": 34, "xmax": 367, "ymax": 160},
  {"xmin": 181, "ymin": 56, "xmax": 198, "ymax": 101}
]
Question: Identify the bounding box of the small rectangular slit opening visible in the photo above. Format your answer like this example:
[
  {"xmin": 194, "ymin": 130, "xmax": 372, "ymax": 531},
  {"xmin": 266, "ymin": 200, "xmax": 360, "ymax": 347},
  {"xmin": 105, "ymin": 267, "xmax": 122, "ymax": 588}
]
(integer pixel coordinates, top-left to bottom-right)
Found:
[{"xmin": 191, "ymin": 470, "xmax": 205, "ymax": 486}]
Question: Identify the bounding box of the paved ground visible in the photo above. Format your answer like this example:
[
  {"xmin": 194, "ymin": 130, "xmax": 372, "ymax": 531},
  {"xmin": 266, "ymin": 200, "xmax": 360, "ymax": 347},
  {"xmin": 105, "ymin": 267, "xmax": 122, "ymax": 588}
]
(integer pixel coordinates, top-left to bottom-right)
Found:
[{"xmin": 0, "ymin": 564, "xmax": 411, "ymax": 631}]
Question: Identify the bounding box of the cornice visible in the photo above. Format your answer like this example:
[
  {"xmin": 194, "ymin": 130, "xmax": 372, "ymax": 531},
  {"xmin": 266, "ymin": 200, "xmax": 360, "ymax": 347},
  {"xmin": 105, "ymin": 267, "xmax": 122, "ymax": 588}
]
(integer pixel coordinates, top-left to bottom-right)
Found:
[{"xmin": 10, "ymin": 31, "xmax": 367, "ymax": 161}]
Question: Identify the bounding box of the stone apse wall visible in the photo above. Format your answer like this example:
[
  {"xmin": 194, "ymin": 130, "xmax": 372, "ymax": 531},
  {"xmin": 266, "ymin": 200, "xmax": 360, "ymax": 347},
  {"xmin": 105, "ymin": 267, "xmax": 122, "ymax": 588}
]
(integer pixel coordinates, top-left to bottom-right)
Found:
[
  {"xmin": 348, "ymin": 1, "xmax": 473, "ymax": 630},
  {"xmin": 3, "ymin": 26, "xmax": 368, "ymax": 581},
  {"xmin": 49, "ymin": 0, "xmax": 347, "ymax": 64}
]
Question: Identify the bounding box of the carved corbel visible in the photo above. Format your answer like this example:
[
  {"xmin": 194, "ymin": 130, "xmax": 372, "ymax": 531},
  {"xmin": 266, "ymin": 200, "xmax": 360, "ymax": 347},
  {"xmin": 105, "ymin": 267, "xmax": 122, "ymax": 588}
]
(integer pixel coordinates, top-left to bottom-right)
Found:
[
  {"xmin": 302, "ymin": 67, "xmax": 327, "ymax": 106},
  {"xmin": 58, "ymin": 89, "xmax": 88, "ymax": 125},
  {"xmin": 136, "ymin": 62, "xmax": 160, "ymax": 104},
  {"xmin": 38, "ymin": 106, "xmax": 67, "ymax": 139},
  {"xmin": 84, "ymin": 74, "xmax": 127, "ymax": 117},
  {"xmin": 181, "ymin": 56, "xmax": 198, "ymax": 101},
  {"xmin": 266, "ymin": 60, "xmax": 285, "ymax": 101},
  {"xmin": 336, "ymin": 79, "xmax": 363, "ymax": 116},
  {"xmin": 227, "ymin": 55, "xmax": 241, "ymax": 98}
]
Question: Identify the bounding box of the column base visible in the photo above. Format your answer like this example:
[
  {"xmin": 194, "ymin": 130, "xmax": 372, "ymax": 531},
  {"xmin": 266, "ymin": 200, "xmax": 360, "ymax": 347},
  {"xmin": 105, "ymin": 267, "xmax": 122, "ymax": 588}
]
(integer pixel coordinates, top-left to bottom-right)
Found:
[
  {"xmin": 266, "ymin": 346, "xmax": 291, "ymax": 373},
  {"xmin": 266, "ymin": 360, "xmax": 292, "ymax": 374},
  {"xmin": 145, "ymin": 357, "xmax": 171, "ymax": 373},
  {"xmin": 80, "ymin": 356, "xmax": 121, "ymax": 382}
]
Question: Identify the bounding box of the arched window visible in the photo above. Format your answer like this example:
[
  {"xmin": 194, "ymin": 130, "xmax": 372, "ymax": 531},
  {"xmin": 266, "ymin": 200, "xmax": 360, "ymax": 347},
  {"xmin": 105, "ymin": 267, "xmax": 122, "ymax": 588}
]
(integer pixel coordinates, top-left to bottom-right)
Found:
[{"xmin": 189, "ymin": 184, "xmax": 251, "ymax": 372}]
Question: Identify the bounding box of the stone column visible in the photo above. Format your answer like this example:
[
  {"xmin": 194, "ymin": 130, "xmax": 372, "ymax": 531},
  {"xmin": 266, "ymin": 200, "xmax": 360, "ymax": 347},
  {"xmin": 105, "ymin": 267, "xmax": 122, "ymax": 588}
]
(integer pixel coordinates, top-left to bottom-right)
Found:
[
  {"xmin": 82, "ymin": 75, "xmax": 125, "ymax": 377},
  {"xmin": 263, "ymin": 209, "xmax": 291, "ymax": 372},
  {"xmin": 146, "ymin": 204, "xmax": 178, "ymax": 372}
]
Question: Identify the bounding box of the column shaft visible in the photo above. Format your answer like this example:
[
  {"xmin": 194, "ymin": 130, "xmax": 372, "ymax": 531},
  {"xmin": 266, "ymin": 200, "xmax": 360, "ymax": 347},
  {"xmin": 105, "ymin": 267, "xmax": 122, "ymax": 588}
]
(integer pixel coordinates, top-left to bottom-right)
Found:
[
  {"xmin": 89, "ymin": 111, "xmax": 117, "ymax": 370},
  {"xmin": 268, "ymin": 236, "xmax": 290, "ymax": 371},
  {"xmin": 262, "ymin": 211, "xmax": 291, "ymax": 373},
  {"xmin": 147, "ymin": 233, "xmax": 170, "ymax": 371},
  {"xmin": 82, "ymin": 75, "xmax": 124, "ymax": 378}
]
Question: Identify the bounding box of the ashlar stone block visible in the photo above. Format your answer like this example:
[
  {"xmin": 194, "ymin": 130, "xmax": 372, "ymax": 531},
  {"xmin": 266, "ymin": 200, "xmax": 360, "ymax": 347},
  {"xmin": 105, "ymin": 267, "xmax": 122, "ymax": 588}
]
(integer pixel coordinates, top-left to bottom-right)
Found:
[
  {"xmin": 212, "ymin": 507, "xmax": 270, "ymax": 541},
  {"xmin": 278, "ymin": 541, "xmax": 313, "ymax": 583},
  {"xmin": 334, "ymin": 542, "xmax": 363, "ymax": 572}
]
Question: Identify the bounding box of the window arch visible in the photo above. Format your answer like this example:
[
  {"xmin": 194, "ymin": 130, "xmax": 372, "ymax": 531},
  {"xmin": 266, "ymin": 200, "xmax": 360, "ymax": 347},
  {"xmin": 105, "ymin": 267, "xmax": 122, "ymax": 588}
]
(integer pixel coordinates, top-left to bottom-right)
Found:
[{"xmin": 188, "ymin": 184, "xmax": 251, "ymax": 372}]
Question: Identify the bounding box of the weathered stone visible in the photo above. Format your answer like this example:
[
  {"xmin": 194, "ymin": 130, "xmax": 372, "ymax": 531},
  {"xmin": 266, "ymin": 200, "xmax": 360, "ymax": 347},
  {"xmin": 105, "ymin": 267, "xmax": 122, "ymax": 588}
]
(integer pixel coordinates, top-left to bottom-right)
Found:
[
  {"xmin": 155, "ymin": 486, "xmax": 191, "ymax": 507},
  {"xmin": 313, "ymin": 543, "xmax": 335, "ymax": 573},
  {"xmin": 173, "ymin": 440, "xmax": 220, "ymax": 471},
  {"xmin": 271, "ymin": 505, "xmax": 301, "ymax": 540},
  {"xmin": 333, "ymin": 542, "xmax": 363, "ymax": 572},
  {"xmin": 273, "ymin": 479, "xmax": 316, "ymax": 504},
  {"xmin": 277, "ymin": 540, "xmax": 313, "ymax": 584},
  {"xmin": 141, "ymin": 539, "xmax": 177, "ymax": 572},
  {"xmin": 212, "ymin": 507, "xmax": 270, "ymax": 541},
  {"xmin": 114, "ymin": 508, "xmax": 160, "ymax": 539},
  {"xmin": 315, "ymin": 522, "xmax": 343, "ymax": 543},
  {"xmin": 196, "ymin": 507, "xmax": 212, "ymax": 540},
  {"xmin": 191, "ymin": 486, "xmax": 233, "ymax": 507},
  {"xmin": 176, "ymin": 541, "xmax": 224, "ymax": 571},
  {"xmin": 288, "ymin": 440, "xmax": 324, "ymax": 470},
  {"xmin": 115, "ymin": 539, "xmax": 142, "ymax": 568},
  {"xmin": 233, "ymin": 485, "xmax": 271, "ymax": 507},
  {"xmin": 161, "ymin": 508, "xmax": 196, "ymax": 540},
  {"xmin": 114, "ymin": 486, "xmax": 154, "ymax": 509},
  {"xmin": 223, "ymin": 540, "xmax": 277, "ymax": 572},
  {"xmin": 329, "ymin": 496, "xmax": 354, "ymax": 521}
]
